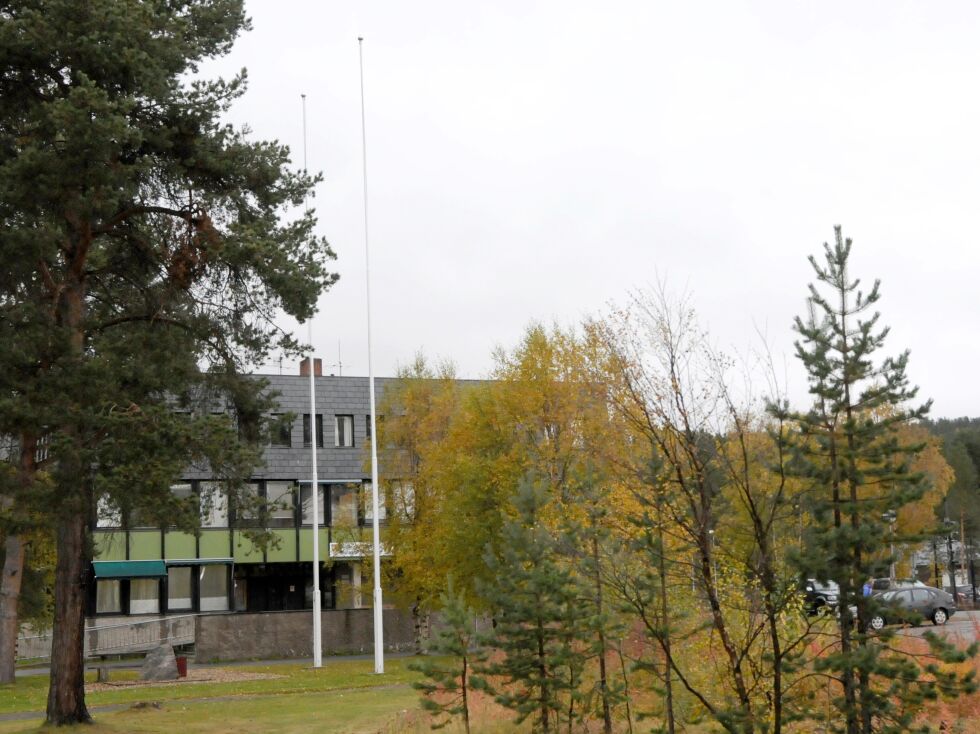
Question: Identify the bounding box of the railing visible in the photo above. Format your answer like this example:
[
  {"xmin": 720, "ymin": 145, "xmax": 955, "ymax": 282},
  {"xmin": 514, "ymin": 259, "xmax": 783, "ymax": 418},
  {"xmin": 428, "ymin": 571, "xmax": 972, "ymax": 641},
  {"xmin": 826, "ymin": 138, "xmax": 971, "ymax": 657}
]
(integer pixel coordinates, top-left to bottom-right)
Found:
[
  {"xmin": 329, "ymin": 541, "xmax": 392, "ymax": 559},
  {"xmin": 16, "ymin": 614, "xmax": 197, "ymax": 661}
]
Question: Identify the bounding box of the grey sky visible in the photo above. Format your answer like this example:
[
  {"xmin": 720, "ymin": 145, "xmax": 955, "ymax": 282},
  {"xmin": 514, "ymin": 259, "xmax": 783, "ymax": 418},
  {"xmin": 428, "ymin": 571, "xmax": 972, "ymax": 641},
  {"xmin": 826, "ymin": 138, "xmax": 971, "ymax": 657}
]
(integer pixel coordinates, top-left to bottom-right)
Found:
[{"xmin": 207, "ymin": 1, "xmax": 980, "ymax": 418}]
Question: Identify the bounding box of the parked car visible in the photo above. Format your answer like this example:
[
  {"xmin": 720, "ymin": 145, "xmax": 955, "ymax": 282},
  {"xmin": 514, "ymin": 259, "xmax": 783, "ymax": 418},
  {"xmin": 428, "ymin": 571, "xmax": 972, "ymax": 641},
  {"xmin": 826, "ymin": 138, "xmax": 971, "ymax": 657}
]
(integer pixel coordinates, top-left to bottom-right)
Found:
[
  {"xmin": 803, "ymin": 579, "xmax": 840, "ymax": 615},
  {"xmin": 955, "ymin": 585, "xmax": 976, "ymax": 605},
  {"xmin": 871, "ymin": 577, "xmax": 926, "ymax": 593},
  {"xmin": 868, "ymin": 585, "xmax": 957, "ymax": 631}
]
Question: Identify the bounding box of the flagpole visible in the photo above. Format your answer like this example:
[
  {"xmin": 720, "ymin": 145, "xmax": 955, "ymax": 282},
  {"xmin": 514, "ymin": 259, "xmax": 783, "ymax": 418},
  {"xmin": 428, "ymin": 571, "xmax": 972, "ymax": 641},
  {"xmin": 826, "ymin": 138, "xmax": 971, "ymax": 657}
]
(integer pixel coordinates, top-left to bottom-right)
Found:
[
  {"xmin": 302, "ymin": 92, "xmax": 323, "ymax": 669},
  {"xmin": 358, "ymin": 36, "xmax": 385, "ymax": 675}
]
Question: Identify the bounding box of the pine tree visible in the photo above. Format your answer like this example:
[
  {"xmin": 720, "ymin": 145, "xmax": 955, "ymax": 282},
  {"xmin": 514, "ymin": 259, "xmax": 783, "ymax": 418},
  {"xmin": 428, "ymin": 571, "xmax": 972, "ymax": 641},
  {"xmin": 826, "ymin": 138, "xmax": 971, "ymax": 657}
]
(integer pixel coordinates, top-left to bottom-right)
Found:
[
  {"xmin": 409, "ymin": 577, "xmax": 482, "ymax": 733},
  {"xmin": 478, "ymin": 478, "xmax": 588, "ymax": 733},
  {"xmin": 557, "ymin": 467, "xmax": 628, "ymax": 734},
  {"xmin": 776, "ymin": 227, "xmax": 976, "ymax": 734},
  {"xmin": 0, "ymin": 1, "xmax": 334, "ymax": 722}
]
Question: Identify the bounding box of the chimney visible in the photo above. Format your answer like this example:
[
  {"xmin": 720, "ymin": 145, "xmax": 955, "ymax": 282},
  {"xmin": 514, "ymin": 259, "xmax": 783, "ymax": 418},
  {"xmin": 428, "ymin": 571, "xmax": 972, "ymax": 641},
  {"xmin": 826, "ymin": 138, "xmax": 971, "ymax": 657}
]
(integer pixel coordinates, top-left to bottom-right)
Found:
[{"xmin": 299, "ymin": 357, "xmax": 322, "ymax": 377}]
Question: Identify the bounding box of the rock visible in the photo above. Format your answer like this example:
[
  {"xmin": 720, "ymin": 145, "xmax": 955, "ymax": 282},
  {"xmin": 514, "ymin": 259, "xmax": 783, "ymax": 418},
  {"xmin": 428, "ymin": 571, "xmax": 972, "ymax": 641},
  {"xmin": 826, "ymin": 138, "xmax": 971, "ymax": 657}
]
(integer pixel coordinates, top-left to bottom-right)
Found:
[{"xmin": 140, "ymin": 643, "xmax": 178, "ymax": 681}]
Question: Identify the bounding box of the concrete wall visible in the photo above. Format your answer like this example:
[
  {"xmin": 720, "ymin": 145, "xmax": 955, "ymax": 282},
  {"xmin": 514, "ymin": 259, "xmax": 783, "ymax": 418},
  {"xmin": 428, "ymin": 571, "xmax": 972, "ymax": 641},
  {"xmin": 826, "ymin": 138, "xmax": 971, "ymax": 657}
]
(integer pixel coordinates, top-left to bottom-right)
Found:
[{"xmin": 194, "ymin": 608, "xmax": 415, "ymax": 662}]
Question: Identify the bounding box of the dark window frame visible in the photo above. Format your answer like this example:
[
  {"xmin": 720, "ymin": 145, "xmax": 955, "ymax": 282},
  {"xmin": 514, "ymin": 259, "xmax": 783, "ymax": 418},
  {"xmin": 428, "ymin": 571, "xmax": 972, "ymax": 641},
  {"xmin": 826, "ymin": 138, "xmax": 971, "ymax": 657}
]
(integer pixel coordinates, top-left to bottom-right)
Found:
[
  {"xmin": 302, "ymin": 414, "xmax": 324, "ymax": 448},
  {"xmin": 270, "ymin": 414, "xmax": 292, "ymax": 448},
  {"xmin": 335, "ymin": 414, "xmax": 354, "ymax": 448}
]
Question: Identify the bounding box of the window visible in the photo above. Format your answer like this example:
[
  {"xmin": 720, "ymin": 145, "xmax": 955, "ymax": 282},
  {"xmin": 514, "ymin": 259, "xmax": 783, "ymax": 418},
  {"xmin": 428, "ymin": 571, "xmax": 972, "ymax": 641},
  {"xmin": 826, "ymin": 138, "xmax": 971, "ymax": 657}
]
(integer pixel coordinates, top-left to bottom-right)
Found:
[
  {"xmin": 169, "ymin": 483, "xmax": 196, "ymax": 526},
  {"xmin": 362, "ymin": 482, "xmax": 387, "ymax": 522},
  {"xmin": 168, "ymin": 567, "xmax": 193, "ymax": 610},
  {"xmin": 266, "ymin": 481, "xmax": 296, "ymax": 528},
  {"xmin": 235, "ymin": 482, "xmax": 261, "ymax": 526},
  {"xmin": 335, "ymin": 415, "xmax": 354, "ymax": 447},
  {"xmin": 300, "ymin": 483, "xmax": 325, "ymax": 525},
  {"xmin": 170, "ymin": 483, "xmax": 194, "ymax": 502},
  {"xmin": 199, "ymin": 565, "xmax": 229, "ymax": 611},
  {"xmin": 96, "ymin": 580, "xmax": 122, "ymax": 614},
  {"xmin": 303, "ymin": 414, "xmax": 324, "ymax": 448},
  {"xmin": 270, "ymin": 415, "xmax": 291, "ymax": 447},
  {"xmin": 96, "ymin": 495, "xmax": 121, "ymax": 528},
  {"xmin": 331, "ymin": 484, "xmax": 359, "ymax": 526},
  {"xmin": 129, "ymin": 579, "xmax": 160, "ymax": 614},
  {"xmin": 365, "ymin": 415, "xmax": 371, "ymax": 441},
  {"xmin": 200, "ymin": 482, "xmax": 228, "ymax": 528},
  {"xmin": 391, "ymin": 480, "xmax": 415, "ymax": 519},
  {"xmin": 128, "ymin": 503, "xmax": 157, "ymax": 529}
]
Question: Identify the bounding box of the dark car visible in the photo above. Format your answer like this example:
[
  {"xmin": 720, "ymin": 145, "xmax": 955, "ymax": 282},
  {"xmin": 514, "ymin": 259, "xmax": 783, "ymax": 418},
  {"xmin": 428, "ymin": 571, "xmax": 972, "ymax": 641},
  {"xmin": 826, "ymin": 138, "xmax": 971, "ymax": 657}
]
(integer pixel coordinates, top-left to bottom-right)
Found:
[
  {"xmin": 868, "ymin": 586, "xmax": 957, "ymax": 630},
  {"xmin": 803, "ymin": 579, "xmax": 840, "ymax": 615}
]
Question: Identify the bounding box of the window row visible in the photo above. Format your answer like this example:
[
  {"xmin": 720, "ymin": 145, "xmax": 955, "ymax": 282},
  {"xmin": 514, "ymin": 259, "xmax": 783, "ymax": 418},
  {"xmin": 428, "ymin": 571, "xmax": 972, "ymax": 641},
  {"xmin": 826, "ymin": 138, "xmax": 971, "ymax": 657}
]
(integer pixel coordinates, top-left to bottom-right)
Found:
[
  {"xmin": 94, "ymin": 480, "xmax": 410, "ymax": 530},
  {"xmin": 94, "ymin": 564, "xmax": 230, "ymax": 615},
  {"xmin": 270, "ymin": 413, "xmax": 371, "ymax": 449}
]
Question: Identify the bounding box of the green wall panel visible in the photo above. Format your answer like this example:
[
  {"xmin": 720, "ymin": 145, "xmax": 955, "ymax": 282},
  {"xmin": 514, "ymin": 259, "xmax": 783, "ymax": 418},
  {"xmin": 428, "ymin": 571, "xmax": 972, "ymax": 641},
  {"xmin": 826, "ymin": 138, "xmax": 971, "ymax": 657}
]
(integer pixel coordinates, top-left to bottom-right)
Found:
[
  {"xmin": 233, "ymin": 531, "xmax": 264, "ymax": 563},
  {"xmin": 164, "ymin": 532, "xmax": 196, "ymax": 560},
  {"xmin": 128, "ymin": 531, "xmax": 161, "ymax": 560},
  {"xmin": 298, "ymin": 528, "xmax": 330, "ymax": 562},
  {"xmin": 92, "ymin": 532, "xmax": 126, "ymax": 561},
  {"xmin": 266, "ymin": 530, "xmax": 297, "ymax": 563},
  {"xmin": 199, "ymin": 530, "xmax": 230, "ymax": 559}
]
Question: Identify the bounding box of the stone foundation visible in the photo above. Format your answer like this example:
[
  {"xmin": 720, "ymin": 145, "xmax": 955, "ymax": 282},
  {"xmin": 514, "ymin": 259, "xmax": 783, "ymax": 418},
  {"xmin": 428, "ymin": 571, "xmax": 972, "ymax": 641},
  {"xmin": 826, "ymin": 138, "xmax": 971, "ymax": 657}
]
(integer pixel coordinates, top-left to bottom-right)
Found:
[{"xmin": 194, "ymin": 607, "xmax": 414, "ymax": 662}]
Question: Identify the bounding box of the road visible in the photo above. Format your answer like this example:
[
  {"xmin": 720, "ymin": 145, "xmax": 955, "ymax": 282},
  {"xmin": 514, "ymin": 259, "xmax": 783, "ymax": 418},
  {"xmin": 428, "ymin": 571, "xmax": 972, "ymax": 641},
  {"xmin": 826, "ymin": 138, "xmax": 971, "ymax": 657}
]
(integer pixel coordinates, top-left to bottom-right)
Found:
[{"xmin": 896, "ymin": 608, "xmax": 980, "ymax": 643}]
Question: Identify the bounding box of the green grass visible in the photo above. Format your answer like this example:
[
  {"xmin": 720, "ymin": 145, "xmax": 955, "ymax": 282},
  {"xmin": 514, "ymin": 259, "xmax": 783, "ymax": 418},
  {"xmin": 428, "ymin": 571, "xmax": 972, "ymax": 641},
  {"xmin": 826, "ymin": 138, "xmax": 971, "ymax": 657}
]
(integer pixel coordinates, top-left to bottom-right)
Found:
[
  {"xmin": 0, "ymin": 658, "xmax": 421, "ymax": 717},
  {"xmin": 0, "ymin": 686, "xmax": 421, "ymax": 734}
]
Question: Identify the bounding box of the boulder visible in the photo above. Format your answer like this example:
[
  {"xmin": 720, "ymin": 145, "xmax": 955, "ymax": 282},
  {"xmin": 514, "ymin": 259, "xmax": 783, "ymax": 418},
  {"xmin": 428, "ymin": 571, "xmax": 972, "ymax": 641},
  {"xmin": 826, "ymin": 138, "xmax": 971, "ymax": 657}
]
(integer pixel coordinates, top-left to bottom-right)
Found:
[{"xmin": 140, "ymin": 642, "xmax": 179, "ymax": 681}]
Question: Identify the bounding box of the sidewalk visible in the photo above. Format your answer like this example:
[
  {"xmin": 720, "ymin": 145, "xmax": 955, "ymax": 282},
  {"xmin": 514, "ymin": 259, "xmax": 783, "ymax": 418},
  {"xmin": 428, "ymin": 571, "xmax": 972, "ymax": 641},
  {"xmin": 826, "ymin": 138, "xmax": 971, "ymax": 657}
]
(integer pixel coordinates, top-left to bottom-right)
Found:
[{"xmin": 15, "ymin": 650, "xmax": 415, "ymax": 678}]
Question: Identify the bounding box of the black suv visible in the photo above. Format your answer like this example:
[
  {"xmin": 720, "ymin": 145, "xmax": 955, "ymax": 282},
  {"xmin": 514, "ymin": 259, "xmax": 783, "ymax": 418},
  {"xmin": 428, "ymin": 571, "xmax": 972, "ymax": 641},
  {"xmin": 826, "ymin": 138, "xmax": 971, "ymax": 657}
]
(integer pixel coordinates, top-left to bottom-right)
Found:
[
  {"xmin": 803, "ymin": 579, "xmax": 840, "ymax": 615},
  {"xmin": 868, "ymin": 585, "xmax": 957, "ymax": 630}
]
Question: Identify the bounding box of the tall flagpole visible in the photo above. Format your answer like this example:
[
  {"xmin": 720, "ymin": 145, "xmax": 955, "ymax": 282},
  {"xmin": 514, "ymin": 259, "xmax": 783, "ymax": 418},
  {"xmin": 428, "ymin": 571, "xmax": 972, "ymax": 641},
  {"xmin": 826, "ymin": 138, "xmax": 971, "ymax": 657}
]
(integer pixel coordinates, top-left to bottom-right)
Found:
[
  {"xmin": 358, "ymin": 36, "xmax": 385, "ymax": 675},
  {"xmin": 303, "ymin": 93, "xmax": 323, "ymax": 669}
]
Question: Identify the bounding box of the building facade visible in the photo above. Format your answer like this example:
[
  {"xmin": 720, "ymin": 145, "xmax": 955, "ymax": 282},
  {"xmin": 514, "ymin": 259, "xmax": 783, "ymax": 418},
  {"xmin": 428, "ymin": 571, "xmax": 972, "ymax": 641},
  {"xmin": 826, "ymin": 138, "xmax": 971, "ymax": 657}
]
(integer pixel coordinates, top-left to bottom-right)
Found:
[{"xmin": 89, "ymin": 361, "xmax": 396, "ymax": 619}]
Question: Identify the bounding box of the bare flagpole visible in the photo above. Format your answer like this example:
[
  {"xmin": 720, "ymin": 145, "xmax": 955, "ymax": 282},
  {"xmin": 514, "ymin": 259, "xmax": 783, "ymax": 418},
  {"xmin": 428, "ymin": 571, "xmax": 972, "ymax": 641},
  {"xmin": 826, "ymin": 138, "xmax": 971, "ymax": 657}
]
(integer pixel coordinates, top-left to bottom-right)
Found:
[
  {"xmin": 302, "ymin": 92, "xmax": 323, "ymax": 669},
  {"xmin": 358, "ymin": 36, "xmax": 385, "ymax": 675}
]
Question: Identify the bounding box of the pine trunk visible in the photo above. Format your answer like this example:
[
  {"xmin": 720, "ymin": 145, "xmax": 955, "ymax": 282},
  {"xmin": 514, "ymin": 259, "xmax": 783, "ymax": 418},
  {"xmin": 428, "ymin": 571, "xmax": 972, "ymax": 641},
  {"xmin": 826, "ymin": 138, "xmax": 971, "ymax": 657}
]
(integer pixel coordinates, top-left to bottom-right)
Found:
[
  {"xmin": 45, "ymin": 512, "xmax": 91, "ymax": 725},
  {"xmin": 0, "ymin": 533, "xmax": 25, "ymax": 684},
  {"xmin": 657, "ymin": 518, "xmax": 675, "ymax": 734},
  {"xmin": 591, "ymin": 534, "xmax": 613, "ymax": 734}
]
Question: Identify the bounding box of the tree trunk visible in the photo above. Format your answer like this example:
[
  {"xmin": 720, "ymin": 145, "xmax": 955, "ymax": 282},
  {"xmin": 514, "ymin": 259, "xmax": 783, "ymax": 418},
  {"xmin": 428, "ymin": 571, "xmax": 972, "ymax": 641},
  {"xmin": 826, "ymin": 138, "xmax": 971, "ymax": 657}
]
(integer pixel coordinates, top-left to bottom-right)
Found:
[
  {"xmin": 45, "ymin": 512, "xmax": 91, "ymax": 725},
  {"xmin": 537, "ymin": 623, "xmax": 550, "ymax": 733},
  {"xmin": 412, "ymin": 600, "xmax": 425, "ymax": 655},
  {"xmin": 461, "ymin": 654, "xmax": 470, "ymax": 734},
  {"xmin": 591, "ymin": 534, "xmax": 613, "ymax": 734},
  {"xmin": 657, "ymin": 521, "xmax": 676, "ymax": 734},
  {"xmin": 0, "ymin": 533, "xmax": 25, "ymax": 683}
]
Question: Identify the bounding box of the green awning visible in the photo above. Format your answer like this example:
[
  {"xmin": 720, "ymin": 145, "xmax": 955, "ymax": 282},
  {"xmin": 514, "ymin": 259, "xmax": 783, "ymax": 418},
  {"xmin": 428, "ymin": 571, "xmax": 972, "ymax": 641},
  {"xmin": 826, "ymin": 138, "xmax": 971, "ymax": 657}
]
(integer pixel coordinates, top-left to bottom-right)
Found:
[{"xmin": 93, "ymin": 560, "xmax": 167, "ymax": 579}]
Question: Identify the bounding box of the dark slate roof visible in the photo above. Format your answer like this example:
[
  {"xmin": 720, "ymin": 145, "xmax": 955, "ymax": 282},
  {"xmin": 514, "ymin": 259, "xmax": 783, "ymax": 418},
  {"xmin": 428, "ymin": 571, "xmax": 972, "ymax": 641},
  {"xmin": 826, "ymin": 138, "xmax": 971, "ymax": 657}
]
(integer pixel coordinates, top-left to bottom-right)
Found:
[{"xmin": 183, "ymin": 373, "xmax": 398, "ymax": 483}]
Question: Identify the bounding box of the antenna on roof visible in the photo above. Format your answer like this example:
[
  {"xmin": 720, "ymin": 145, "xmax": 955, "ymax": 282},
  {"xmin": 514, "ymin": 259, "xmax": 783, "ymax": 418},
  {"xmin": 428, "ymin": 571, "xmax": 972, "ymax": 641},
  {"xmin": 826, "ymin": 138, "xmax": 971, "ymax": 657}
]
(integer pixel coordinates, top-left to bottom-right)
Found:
[{"xmin": 327, "ymin": 340, "xmax": 342, "ymax": 377}]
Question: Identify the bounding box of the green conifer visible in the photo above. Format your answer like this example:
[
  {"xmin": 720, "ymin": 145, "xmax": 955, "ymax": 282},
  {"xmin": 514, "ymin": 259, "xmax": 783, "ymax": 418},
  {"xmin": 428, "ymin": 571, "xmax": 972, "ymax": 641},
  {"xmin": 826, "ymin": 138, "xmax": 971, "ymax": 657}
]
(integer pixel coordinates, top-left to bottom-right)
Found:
[
  {"xmin": 478, "ymin": 478, "xmax": 588, "ymax": 733},
  {"xmin": 775, "ymin": 227, "xmax": 976, "ymax": 734},
  {"xmin": 410, "ymin": 577, "xmax": 483, "ymax": 733}
]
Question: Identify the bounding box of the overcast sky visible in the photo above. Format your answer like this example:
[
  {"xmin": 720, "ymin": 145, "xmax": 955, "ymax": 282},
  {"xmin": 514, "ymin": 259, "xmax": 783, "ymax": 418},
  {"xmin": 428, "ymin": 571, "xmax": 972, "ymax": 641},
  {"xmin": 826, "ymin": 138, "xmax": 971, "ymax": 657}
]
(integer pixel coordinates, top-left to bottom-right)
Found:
[{"xmin": 205, "ymin": 1, "xmax": 980, "ymax": 418}]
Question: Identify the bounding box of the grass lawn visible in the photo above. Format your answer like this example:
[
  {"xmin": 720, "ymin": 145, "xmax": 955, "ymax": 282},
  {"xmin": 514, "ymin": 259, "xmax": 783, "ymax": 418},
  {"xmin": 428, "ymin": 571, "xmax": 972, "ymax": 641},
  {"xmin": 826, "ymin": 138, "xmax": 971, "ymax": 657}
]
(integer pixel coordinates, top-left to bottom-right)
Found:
[
  {"xmin": 0, "ymin": 686, "xmax": 421, "ymax": 734},
  {"xmin": 0, "ymin": 659, "xmax": 425, "ymax": 733}
]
